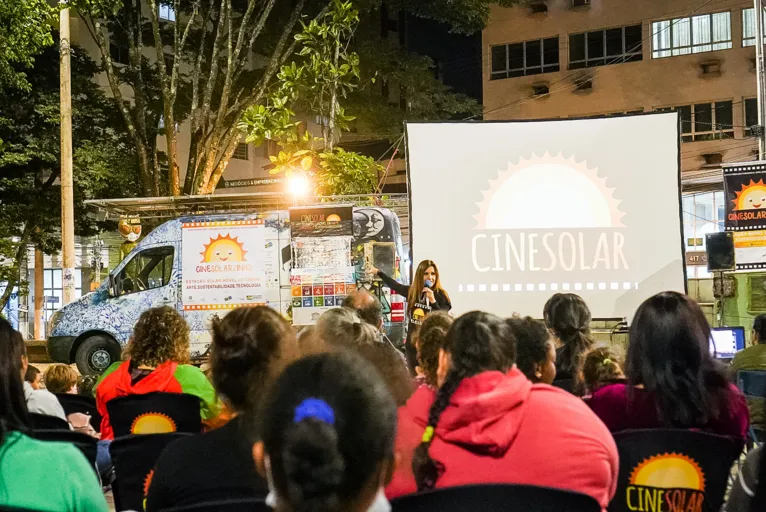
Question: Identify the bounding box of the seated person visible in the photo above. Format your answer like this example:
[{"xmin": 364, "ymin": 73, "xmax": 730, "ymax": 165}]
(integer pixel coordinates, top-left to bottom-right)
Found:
[
  {"xmin": 581, "ymin": 346, "xmax": 625, "ymax": 398},
  {"xmin": 342, "ymin": 288, "xmax": 384, "ymax": 330},
  {"xmin": 250, "ymin": 351, "xmax": 398, "ymax": 512},
  {"xmin": 725, "ymin": 443, "xmax": 766, "ymax": 511},
  {"xmin": 730, "ymin": 315, "xmax": 766, "ymax": 430},
  {"xmin": 507, "ymin": 316, "xmax": 557, "ymax": 385},
  {"xmin": 24, "ymin": 364, "xmax": 43, "ymax": 390},
  {"xmin": 544, "ymin": 293, "xmax": 594, "ymax": 395},
  {"xmin": 0, "ymin": 318, "xmax": 108, "ymax": 511},
  {"xmin": 96, "ymin": 306, "xmax": 220, "ymax": 440},
  {"xmin": 146, "ymin": 307, "xmax": 300, "ymax": 511},
  {"xmin": 387, "ymin": 311, "xmax": 618, "ymax": 510},
  {"xmin": 45, "ymin": 364, "xmax": 97, "ymax": 437},
  {"xmin": 415, "ymin": 312, "xmax": 453, "ymax": 388},
  {"xmin": 588, "ymin": 292, "xmax": 749, "ymax": 440}
]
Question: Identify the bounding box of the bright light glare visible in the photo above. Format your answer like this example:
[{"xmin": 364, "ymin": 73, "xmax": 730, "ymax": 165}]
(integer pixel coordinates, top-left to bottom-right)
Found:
[{"xmin": 289, "ymin": 174, "xmax": 309, "ymax": 197}]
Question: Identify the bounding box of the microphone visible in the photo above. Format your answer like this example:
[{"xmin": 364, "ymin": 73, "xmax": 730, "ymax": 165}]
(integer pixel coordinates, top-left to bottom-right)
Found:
[{"xmin": 422, "ymin": 279, "xmax": 434, "ymax": 303}]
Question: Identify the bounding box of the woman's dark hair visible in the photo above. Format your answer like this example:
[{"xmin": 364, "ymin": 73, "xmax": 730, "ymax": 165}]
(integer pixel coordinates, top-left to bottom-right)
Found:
[
  {"xmin": 627, "ymin": 291, "xmax": 730, "ymax": 427},
  {"xmin": 412, "ymin": 311, "xmax": 515, "ymax": 491},
  {"xmin": 507, "ymin": 316, "xmax": 552, "ymax": 383},
  {"xmin": 354, "ymin": 342, "xmax": 414, "ymax": 406},
  {"xmin": 754, "ymin": 314, "xmax": 766, "ymax": 344},
  {"xmin": 24, "ymin": 365, "xmax": 40, "ymax": 385},
  {"xmin": 210, "ymin": 306, "xmax": 299, "ymax": 411},
  {"xmin": 416, "ymin": 312, "xmax": 453, "ymax": 387},
  {"xmin": 543, "ymin": 293, "xmax": 593, "ymax": 382},
  {"xmin": 0, "ymin": 317, "xmax": 30, "ymax": 444},
  {"xmin": 254, "ymin": 351, "xmax": 396, "ymax": 512}
]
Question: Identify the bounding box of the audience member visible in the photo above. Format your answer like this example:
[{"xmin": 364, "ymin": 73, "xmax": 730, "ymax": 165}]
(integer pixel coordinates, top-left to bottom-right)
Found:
[
  {"xmin": 507, "ymin": 316, "xmax": 557, "ymax": 385},
  {"xmin": 77, "ymin": 374, "xmax": 98, "ymax": 398},
  {"xmin": 95, "ymin": 306, "xmax": 220, "ymax": 440},
  {"xmin": 581, "ymin": 346, "xmax": 625, "ymax": 397},
  {"xmin": 588, "ymin": 292, "xmax": 749, "ymax": 439},
  {"xmin": 316, "ymin": 307, "xmax": 380, "ymax": 347},
  {"xmin": 146, "ymin": 306, "xmax": 300, "ymax": 511},
  {"xmin": 250, "ymin": 351, "xmax": 397, "ymax": 512},
  {"xmin": 725, "ymin": 443, "xmax": 766, "ymax": 511},
  {"xmin": 730, "ymin": 314, "xmax": 766, "ymax": 430},
  {"xmin": 20, "ymin": 360, "xmax": 67, "ymax": 423},
  {"xmin": 0, "ymin": 318, "xmax": 108, "ymax": 511},
  {"xmin": 415, "ymin": 312, "xmax": 453, "ymax": 388},
  {"xmin": 355, "ymin": 342, "xmax": 413, "ymax": 405},
  {"xmin": 44, "ymin": 364, "xmax": 79, "ymax": 394},
  {"xmin": 24, "ymin": 364, "xmax": 43, "ymax": 390},
  {"xmin": 387, "ymin": 311, "xmax": 618, "ymax": 509},
  {"xmin": 342, "ymin": 289, "xmax": 383, "ymax": 330},
  {"xmin": 544, "ymin": 293, "xmax": 594, "ymax": 394}
]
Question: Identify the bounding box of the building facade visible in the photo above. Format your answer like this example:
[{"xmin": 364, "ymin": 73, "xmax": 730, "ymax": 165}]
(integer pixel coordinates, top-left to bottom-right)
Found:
[{"xmin": 483, "ymin": 0, "xmax": 764, "ymax": 278}]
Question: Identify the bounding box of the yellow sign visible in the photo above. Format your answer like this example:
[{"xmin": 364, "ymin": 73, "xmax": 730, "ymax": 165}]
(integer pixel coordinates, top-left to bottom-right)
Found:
[{"xmin": 625, "ymin": 453, "xmax": 705, "ymax": 512}]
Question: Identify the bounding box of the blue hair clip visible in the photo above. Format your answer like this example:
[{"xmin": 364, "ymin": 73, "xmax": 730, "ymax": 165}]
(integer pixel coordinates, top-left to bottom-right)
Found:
[{"xmin": 293, "ymin": 398, "xmax": 335, "ymax": 425}]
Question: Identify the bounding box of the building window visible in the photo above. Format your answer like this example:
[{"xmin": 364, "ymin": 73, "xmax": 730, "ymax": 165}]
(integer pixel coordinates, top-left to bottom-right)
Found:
[
  {"xmin": 569, "ymin": 25, "xmax": 642, "ymax": 69},
  {"xmin": 159, "ymin": 3, "xmax": 176, "ymax": 22},
  {"xmin": 109, "ymin": 40, "xmax": 130, "ymax": 65},
  {"xmin": 658, "ymin": 101, "xmax": 734, "ymax": 142},
  {"xmin": 233, "ymin": 142, "xmax": 249, "ymax": 160},
  {"xmin": 652, "ymin": 12, "xmax": 732, "ymax": 58},
  {"xmin": 743, "ymin": 8, "xmax": 766, "ymax": 46},
  {"xmin": 746, "ymin": 98, "xmax": 759, "ymax": 137},
  {"xmin": 43, "ymin": 269, "xmax": 82, "ymax": 324},
  {"xmin": 683, "ymin": 192, "xmax": 724, "ymax": 279},
  {"xmin": 490, "ymin": 37, "xmax": 560, "ymax": 80}
]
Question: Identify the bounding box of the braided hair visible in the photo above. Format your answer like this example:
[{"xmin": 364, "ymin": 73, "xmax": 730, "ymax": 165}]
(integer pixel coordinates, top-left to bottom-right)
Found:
[
  {"xmin": 543, "ymin": 293, "xmax": 593, "ymax": 386},
  {"xmin": 412, "ymin": 311, "xmax": 516, "ymax": 491}
]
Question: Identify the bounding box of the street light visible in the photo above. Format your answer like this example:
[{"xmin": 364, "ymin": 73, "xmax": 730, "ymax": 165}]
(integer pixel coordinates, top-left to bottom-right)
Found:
[{"xmin": 288, "ymin": 173, "xmax": 310, "ymax": 199}]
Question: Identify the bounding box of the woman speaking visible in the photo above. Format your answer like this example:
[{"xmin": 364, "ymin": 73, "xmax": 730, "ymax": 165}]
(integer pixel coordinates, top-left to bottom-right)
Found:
[{"xmin": 368, "ymin": 259, "xmax": 451, "ymax": 373}]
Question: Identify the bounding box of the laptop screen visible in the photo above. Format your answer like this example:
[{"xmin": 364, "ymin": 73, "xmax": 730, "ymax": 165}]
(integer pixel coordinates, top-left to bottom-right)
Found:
[{"xmin": 710, "ymin": 327, "xmax": 746, "ymax": 359}]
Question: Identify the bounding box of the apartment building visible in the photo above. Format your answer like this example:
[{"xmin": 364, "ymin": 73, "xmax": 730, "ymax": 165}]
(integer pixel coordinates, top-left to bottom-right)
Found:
[{"xmin": 484, "ymin": 0, "xmax": 764, "ymax": 278}]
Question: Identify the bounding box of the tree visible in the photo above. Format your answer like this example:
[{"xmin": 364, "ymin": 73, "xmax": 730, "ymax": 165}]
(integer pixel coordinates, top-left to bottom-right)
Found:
[
  {"xmin": 0, "ymin": 0, "xmax": 56, "ymax": 90},
  {"xmin": 0, "ymin": 43, "xmax": 140, "ymax": 309},
  {"xmin": 73, "ymin": 0, "xmax": 338, "ymax": 196},
  {"xmin": 382, "ymin": 0, "xmax": 520, "ymax": 35}
]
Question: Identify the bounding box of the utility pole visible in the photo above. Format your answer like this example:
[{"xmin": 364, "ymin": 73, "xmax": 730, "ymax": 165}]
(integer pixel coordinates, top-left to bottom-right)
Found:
[
  {"xmin": 755, "ymin": 0, "xmax": 766, "ymax": 159},
  {"xmin": 60, "ymin": 1, "xmax": 76, "ymax": 305}
]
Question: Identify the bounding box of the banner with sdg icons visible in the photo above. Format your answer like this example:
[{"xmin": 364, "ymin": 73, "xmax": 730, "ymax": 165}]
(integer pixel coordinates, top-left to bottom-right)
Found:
[{"xmin": 290, "ymin": 270, "xmax": 356, "ymax": 325}]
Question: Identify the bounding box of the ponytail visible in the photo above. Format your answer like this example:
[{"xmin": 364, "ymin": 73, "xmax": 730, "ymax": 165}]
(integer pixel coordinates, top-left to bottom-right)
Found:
[
  {"xmin": 281, "ymin": 415, "xmax": 345, "ymax": 512},
  {"xmin": 412, "ymin": 369, "xmax": 467, "ymax": 491}
]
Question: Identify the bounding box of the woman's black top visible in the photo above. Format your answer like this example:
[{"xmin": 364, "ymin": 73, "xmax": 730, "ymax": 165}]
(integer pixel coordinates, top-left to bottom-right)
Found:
[{"xmin": 376, "ymin": 270, "xmax": 452, "ymax": 312}]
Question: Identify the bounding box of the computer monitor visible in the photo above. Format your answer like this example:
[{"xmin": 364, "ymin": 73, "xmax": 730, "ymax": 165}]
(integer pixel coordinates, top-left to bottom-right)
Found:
[{"xmin": 710, "ymin": 327, "xmax": 746, "ymax": 359}]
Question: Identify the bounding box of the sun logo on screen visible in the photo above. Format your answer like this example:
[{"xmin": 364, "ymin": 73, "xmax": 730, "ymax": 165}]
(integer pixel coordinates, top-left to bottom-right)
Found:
[
  {"xmin": 130, "ymin": 413, "xmax": 177, "ymax": 434},
  {"xmin": 201, "ymin": 234, "xmax": 247, "ymax": 263},
  {"xmin": 733, "ymin": 179, "xmax": 766, "ymax": 210},
  {"xmin": 473, "ymin": 154, "xmax": 625, "ymax": 229},
  {"xmin": 629, "ymin": 453, "xmax": 705, "ymax": 491}
]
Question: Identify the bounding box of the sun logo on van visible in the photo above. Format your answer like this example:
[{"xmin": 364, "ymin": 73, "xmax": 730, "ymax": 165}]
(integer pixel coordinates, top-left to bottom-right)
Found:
[
  {"xmin": 733, "ymin": 179, "xmax": 766, "ymax": 210},
  {"xmin": 473, "ymin": 154, "xmax": 625, "ymax": 230},
  {"xmin": 130, "ymin": 413, "xmax": 177, "ymax": 434},
  {"xmin": 201, "ymin": 234, "xmax": 247, "ymax": 263}
]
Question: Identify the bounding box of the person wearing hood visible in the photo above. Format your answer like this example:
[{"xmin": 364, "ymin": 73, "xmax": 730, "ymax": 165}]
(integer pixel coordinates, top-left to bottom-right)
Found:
[
  {"xmin": 386, "ymin": 311, "xmax": 618, "ymax": 510},
  {"xmin": 95, "ymin": 306, "xmax": 221, "ymax": 440}
]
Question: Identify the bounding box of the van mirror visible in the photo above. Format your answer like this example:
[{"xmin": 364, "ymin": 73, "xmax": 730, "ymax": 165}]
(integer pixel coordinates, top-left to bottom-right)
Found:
[{"xmin": 108, "ymin": 274, "xmax": 117, "ymax": 297}]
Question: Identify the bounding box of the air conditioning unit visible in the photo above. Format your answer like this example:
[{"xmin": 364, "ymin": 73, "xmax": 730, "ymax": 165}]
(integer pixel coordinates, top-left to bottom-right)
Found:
[
  {"xmin": 699, "ymin": 59, "xmax": 722, "ymax": 78},
  {"xmin": 572, "ymin": 0, "xmax": 590, "ymax": 7},
  {"xmin": 528, "ymin": 1, "xmax": 548, "ymax": 14},
  {"xmin": 572, "ymin": 75, "xmax": 594, "ymax": 94},
  {"xmin": 531, "ymin": 82, "xmax": 550, "ymax": 97}
]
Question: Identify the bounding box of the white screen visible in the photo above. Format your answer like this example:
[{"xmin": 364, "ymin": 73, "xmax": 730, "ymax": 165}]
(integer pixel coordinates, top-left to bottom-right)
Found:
[{"xmin": 407, "ymin": 114, "xmax": 685, "ymax": 319}]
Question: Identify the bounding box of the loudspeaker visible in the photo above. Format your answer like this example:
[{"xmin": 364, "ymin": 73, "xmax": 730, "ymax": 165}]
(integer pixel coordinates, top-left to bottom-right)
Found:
[{"xmin": 706, "ymin": 232, "xmax": 735, "ymax": 272}]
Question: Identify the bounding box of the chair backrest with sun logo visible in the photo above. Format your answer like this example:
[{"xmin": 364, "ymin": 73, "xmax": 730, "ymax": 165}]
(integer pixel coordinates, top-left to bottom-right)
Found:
[
  {"xmin": 107, "ymin": 392, "xmax": 203, "ymax": 438},
  {"xmin": 110, "ymin": 433, "xmax": 192, "ymax": 512},
  {"xmin": 608, "ymin": 429, "xmax": 743, "ymax": 512}
]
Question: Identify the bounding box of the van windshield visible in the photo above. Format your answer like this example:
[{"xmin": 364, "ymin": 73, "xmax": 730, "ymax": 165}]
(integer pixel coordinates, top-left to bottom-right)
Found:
[{"xmin": 115, "ymin": 246, "xmax": 174, "ymax": 296}]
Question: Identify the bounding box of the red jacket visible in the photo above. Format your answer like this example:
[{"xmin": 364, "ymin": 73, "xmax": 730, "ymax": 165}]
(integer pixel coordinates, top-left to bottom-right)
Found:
[{"xmin": 386, "ymin": 368, "xmax": 619, "ymax": 511}]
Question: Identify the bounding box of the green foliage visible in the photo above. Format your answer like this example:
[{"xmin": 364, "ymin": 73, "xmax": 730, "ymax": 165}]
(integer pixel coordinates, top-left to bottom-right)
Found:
[
  {"xmin": 0, "ymin": 43, "xmax": 139, "ymax": 307},
  {"xmin": 368, "ymin": 0, "xmax": 522, "ymax": 34},
  {"xmin": 0, "ymin": 0, "xmax": 56, "ymax": 90},
  {"xmin": 315, "ymin": 148, "xmax": 380, "ymax": 196}
]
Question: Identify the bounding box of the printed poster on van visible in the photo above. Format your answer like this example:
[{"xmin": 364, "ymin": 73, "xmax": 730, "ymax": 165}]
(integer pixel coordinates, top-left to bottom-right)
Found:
[
  {"xmin": 182, "ymin": 220, "xmax": 266, "ymax": 310},
  {"xmin": 724, "ymin": 161, "xmax": 766, "ymax": 270}
]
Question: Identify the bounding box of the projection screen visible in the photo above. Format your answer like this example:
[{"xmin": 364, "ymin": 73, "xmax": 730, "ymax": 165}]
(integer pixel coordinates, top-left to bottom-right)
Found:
[{"xmin": 406, "ymin": 113, "xmax": 685, "ymax": 320}]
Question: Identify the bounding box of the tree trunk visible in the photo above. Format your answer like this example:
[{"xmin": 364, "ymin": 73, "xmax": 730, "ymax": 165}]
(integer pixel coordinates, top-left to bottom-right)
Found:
[
  {"xmin": 326, "ymin": 36, "xmax": 341, "ymax": 151},
  {"xmin": 0, "ymin": 223, "xmax": 34, "ymax": 311}
]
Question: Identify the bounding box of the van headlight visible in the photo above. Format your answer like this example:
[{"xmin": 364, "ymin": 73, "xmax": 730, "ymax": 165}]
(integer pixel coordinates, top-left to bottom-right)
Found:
[{"xmin": 48, "ymin": 310, "xmax": 63, "ymax": 334}]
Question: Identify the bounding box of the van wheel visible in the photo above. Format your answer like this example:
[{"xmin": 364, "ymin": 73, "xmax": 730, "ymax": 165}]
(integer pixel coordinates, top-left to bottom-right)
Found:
[{"xmin": 75, "ymin": 335, "xmax": 121, "ymax": 376}]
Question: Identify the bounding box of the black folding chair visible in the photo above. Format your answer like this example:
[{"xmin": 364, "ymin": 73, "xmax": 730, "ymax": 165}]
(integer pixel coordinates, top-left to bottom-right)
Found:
[
  {"xmin": 28, "ymin": 412, "xmax": 69, "ymax": 430},
  {"xmin": 110, "ymin": 433, "xmax": 192, "ymax": 512},
  {"xmin": 30, "ymin": 429, "xmax": 98, "ymax": 476},
  {"xmin": 608, "ymin": 429, "xmax": 743, "ymax": 512},
  {"xmin": 737, "ymin": 370, "xmax": 766, "ymax": 444},
  {"xmin": 159, "ymin": 499, "xmax": 270, "ymax": 512},
  {"xmin": 54, "ymin": 393, "xmax": 102, "ymax": 433},
  {"xmin": 107, "ymin": 392, "xmax": 202, "ymax": 437},
  {"xmin": 390, "ymin": 484, "xmax": 601, "ymax": 512}
]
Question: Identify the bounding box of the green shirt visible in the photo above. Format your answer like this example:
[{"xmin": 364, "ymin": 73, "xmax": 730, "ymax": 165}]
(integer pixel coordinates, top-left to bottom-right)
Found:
[{"xmin": 0, "ymin": 431, "xmax": 108, "ymax": 512}]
